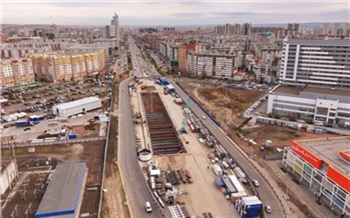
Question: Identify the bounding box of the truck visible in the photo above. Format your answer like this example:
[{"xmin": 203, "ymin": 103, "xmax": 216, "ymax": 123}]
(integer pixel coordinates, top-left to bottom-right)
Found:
[
  {"xmin": 16, "ymin": 120, "xmax": 28, "ymax": 127},
  {"xmin": 212, "ymin": 164, "xmax": 223, "ymax": 177}
]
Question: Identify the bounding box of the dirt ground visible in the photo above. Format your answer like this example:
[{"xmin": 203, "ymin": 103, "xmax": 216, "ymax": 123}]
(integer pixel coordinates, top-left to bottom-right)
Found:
[
  {"xmin": 72, "ymin": 124, "xmax": 101, "ymax": 138},
  {"xmin": 1, "ymin": 141, "xmax": 105, "ymax": 217},
  {"xmin": 240, "ymin": 124, "xmax": 337, "ymax": 147},
  {"xmin": 181, "ymin": 82, "xmax": 326, "ymax": 218},
  {"xmin": 181, "ymin": 82, "xmax": 264, "ymax": 126},
  {"xmin": 141, "ymin": 92, "xmax": 165, "ymax": 113}
]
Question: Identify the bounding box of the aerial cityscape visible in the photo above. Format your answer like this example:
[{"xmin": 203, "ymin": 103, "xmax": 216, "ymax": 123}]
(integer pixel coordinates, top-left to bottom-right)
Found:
[{"xmin": 1, "ymin": 1, "xmax": 350, "ymax": 218}]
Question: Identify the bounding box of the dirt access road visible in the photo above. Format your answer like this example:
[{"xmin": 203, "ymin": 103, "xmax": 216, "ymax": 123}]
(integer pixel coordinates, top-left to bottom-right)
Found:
[{"xmin": 101, "ymin": 72, "xmax": 130, "ymax": 218}]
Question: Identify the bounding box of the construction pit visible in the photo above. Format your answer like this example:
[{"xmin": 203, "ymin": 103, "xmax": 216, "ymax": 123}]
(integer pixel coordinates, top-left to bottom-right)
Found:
[
  {"xmin": 130, "ymin": 79, "xmax": 248, "ymax": 218},
  {"xmin": 141, "ymin": 91, "xmax": 183, "ymax": 154}
]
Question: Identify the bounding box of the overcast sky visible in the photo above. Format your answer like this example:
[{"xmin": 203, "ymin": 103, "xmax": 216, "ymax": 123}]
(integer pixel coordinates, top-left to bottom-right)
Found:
[{"xmin": 2, "ymin": 0, "xmax": 349, "ymax": 26}]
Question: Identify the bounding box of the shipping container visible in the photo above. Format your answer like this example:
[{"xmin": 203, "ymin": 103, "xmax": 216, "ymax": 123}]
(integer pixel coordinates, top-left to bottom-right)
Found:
[{"xmin": 68, "ymin": 134, "xmax": 77, "ymax": 139}]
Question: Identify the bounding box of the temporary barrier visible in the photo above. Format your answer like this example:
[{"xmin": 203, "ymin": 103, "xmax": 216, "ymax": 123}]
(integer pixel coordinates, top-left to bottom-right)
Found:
[{"xmin": 175, "ymin": 82, "xmax": 220, "ymax": 127}]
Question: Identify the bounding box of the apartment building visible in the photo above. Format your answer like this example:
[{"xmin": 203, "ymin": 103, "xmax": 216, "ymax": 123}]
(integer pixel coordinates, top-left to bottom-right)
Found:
[
  {"xmin": 186, "ymin": 52, "xmax": 235, "ymax": 78},
  {"xmin": 52, "ymin": 55, "xmax": 73, "ymax": 82},
  {"xmin": 178, "ymin": 42, "xmax": 201, "ymax": 73},
  {"xmin": 29, "ymin": 49, "xmax": 105, "ymax": 82},
  {"xmin": 279, "ymin": 39, "xmax": 350, "ymax": 88},
  {"xmin": 1, "ymin": 41, "xmax": 65, "ymax": 59},
  {"xmin": 267, "ymin": 85, "xmax": 350, "ymax": 126},
  {"xmin": 70, "ymin": 55, "xmax": 86, "ymax": 81},
  {"xmin": 0, "ymin": 58, "xmax": 35, "ymax": 87}
]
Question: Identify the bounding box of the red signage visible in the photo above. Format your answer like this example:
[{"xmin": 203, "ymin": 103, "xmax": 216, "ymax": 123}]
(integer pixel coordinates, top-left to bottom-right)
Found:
[
  {"xmin": 327, "ymin": 166, "xmax": 350, "ymax": 193},
  {"xmin": 339, "ymin": 151, "xmax": 350, "ymax": 162},
  {"xmin": 291, "ymin": 141, "xmax": 322, "ymax": 169}
]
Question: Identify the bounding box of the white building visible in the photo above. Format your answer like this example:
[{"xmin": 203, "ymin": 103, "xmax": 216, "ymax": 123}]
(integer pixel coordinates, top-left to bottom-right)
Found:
[
  {"xmin": 279, "ymin": 39, "xmax": 350, "ymax": 88},
  {"xmin": 52, "ymin": 97, "xmax": 102, "ymax": 117},
  {"xmin": 267, "ymin": 85, "xmax": 350, "ymax": 126},
  {"xmin": 186, "ymin": 52, "xmax": 235, "ymax": 79}
]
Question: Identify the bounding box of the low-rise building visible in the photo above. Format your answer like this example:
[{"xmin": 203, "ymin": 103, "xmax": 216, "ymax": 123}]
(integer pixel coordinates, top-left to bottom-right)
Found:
[
  {"xmin": 52, "ymin": 97, "xmax": 102, "ymax": 117},
  {"xmin": 283, "ymin": 138, "xmax": 350, "ymax": 217},
  {"xmin": 267, "ymin": 85, "xmax": 350, "ymax": 126}
]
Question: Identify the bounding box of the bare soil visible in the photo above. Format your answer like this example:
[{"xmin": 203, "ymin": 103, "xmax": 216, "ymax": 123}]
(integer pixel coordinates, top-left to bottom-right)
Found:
[
  {"xmin": 182, "ymin": 82, "xmax": 264, "ymax": 126},
  {"xmin": 72, "ymin": 124, "xmax": 101, "ymax": 138}
]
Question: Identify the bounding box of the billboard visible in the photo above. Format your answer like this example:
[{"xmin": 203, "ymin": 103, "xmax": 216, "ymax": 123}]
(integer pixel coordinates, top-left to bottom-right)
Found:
[
  {"xmin": 291, "ymin": 141, "xmax": 322, "ymax": 169},
  {"xmin": 327, "ymin": 166, "xmax": 350, "ymax": 193}
]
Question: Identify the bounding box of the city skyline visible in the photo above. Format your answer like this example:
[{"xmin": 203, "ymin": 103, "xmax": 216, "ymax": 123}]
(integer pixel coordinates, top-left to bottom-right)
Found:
[{"xmin": 2, "ymin": 1, "xmax": 348, "ymax": 26}]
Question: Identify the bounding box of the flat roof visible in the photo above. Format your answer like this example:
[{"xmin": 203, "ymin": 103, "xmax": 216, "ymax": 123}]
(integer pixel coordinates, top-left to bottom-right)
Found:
[
  {"xmin": 273, "ymin": 85, "xmax": 350, "ymax": 97},
  {"xmin": 287, "ymin": 39, "xmax": 350, "ymax": 46},
  {"xmin": 35, "ymin": 161, "xmax": 86, "ymax": 217},
  {"xmin": 55, "ymin": 97, "xmax": 100, "ymax": 111},
  {"xmin": 298, "ymin": 137, "xmax": 350, "ymax": 178},
  {"xmin": 241, "ymin": 196, "xmax": 262, "ymax": 205}
]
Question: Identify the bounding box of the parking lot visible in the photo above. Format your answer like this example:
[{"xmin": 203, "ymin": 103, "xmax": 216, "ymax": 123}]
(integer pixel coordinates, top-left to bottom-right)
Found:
[{"xmin": 1, "ymin": 75, "xmax": 115, "ymax": 126}]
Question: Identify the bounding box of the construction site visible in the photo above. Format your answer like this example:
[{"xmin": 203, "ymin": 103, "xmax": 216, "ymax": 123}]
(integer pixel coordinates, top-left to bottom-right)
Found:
[
  {"xmin": 128, "ymin": 78, "xmax": 267, "ymax": 218},
  {"xmin": 141, "ymin": 91, "xmax": 183, "ymax": 154},
  {"xmin": 1, "ymin": 140, "xmax": 105, "ymax": 218},
  {"xmin": 179, "ymin": 81, "xmax": 339, "ymax": 218}
]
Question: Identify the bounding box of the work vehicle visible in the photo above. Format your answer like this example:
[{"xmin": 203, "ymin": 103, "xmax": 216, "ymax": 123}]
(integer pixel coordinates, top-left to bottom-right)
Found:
[{"xmin": 144, "ymin": 202, "xmax": 152, "ymax": 213}]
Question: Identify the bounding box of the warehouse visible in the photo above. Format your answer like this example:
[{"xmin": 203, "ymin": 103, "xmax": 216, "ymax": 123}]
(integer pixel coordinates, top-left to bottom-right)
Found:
[
  {"xmin": 283, "ymin": 137, "xmax": 350, "ymax": 216},
  {"xmin": 52, "ymin": 97, "xmax": 102, "ymax": 117},
  {"xmin": 35, "ymin": 161, "xmax": 87, "ymax": 218}
]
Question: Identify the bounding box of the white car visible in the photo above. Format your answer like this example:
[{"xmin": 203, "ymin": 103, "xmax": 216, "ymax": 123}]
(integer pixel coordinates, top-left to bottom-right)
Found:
[
  {"xmin": 252, "ymin": 180, "xmax": 260, "ymax": 187},
  {"xmin": 144, "ymin": 202, "xmax": 152, "ymax": 213},
  {"xmin": 202, "ymin": 115, "xmax": 206, "ymax": 119},
  {"xmin": 265, "ymin": 205, "xmax": 272, "ymax": 213}
]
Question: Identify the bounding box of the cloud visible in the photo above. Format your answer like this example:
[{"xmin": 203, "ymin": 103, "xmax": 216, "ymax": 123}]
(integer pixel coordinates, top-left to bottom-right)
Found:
[{"xmin": 1, "ymin": 1, "xmax": 349, "ymax": 25}]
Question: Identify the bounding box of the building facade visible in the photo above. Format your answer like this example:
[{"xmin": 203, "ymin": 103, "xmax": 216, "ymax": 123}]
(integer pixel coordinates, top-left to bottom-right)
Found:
[
  {"xmin": 279, "ymin": 39, "xmax": 350, "ymax": 88},
  {"xmin": 267, "ymin": 85, "xmax": 350, "ymax": 126},
  {"xmin": 186, "ymin": 52, "xmax": 235, "ymax": 78},
  {"xmin": 29, "ymin": 49, "xmax": 105, "ymax": 82},
  {"xmin": 0, "ymin": 58, "xmax": 35, "ymax": 87},
  {"xmin": 282, "ymin": 138, "xmax": 350, "ymax": 217}
]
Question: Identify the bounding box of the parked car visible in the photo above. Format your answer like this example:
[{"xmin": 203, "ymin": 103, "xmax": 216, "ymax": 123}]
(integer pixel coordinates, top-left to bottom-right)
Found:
[{"xmin": 24, "ymin": 127, "xmax": 31, "ymax": 131}]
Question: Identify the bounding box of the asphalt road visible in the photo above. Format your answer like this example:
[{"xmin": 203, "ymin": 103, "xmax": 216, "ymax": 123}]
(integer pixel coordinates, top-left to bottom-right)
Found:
[
  {"xmin": 171, "ymin": 81, "xmax": 285, "ymax": 218},
  {"xmin": 118, "ymin": 38, "xmax": 161, "ymax": 217}
]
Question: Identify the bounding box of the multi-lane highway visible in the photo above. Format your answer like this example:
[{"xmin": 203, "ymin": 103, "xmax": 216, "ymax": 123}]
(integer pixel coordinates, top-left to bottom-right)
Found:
[
  {"xmin": 171, "ymin": 82, "xmax": 285, "ymax": 218},
  {"xmin": 118, "ymin": 37, "xmax": 162, "ymax": 217}
]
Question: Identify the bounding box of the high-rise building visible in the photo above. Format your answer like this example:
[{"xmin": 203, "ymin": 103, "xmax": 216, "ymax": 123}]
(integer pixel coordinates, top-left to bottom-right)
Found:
[
  {"xmin": 279, "ymin": 38, "xmax": 350, "ymax": 87},
  {"xmin": 242, "ymin": 23, "xmax": 252, "ymax": 35},
  {"xmin": 322, "ymin": 23, "xmax": 329, "ymax": 35},
  {"xmin": 287, "ymin": 23, "xmax": 299, "ymax": 31},
  {"xmin": 0, "ymin": 58, "xmax": 35, "ymax": 88},
  {"xmin": 29, "ymin": 50, "xmax": 105, "ymax": 83},
  {"xmin": 103, "ymin": 13, "xmax": 120, "ymax": 47}
]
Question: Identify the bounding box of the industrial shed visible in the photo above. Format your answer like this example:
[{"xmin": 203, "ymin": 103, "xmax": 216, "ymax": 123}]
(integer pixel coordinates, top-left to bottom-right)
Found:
[
  {"xmin": 52, "ymin": 97, "xmax": 102, "ymax": 117},
  {"xmin": 35, "ymin": 161, "xmax": 87, "ymax": 218}
]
